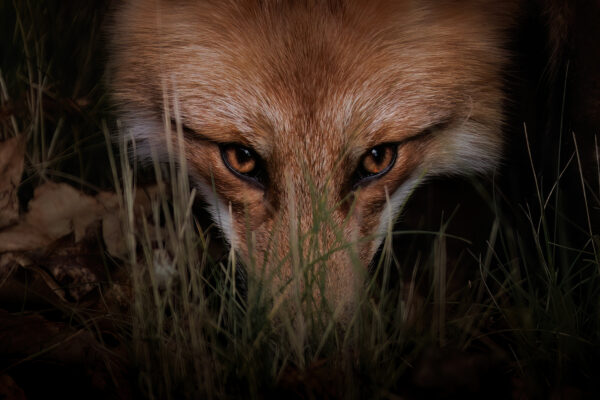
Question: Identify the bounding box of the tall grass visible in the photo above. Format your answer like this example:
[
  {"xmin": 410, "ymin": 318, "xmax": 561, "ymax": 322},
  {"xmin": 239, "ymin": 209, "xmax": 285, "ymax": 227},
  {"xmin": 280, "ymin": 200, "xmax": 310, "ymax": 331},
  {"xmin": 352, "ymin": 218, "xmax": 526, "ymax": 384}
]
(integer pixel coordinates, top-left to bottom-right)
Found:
[
  {"xmin": 103, "ymin": 97, "xmax": 600, "ymax": 398},
  {"xmin": 3, "ymin": 1, "xmax": 600, "ymax": 398},
  {"xmin": 1, "ymin": 0, "xmax": 113, "ymax": 189}
]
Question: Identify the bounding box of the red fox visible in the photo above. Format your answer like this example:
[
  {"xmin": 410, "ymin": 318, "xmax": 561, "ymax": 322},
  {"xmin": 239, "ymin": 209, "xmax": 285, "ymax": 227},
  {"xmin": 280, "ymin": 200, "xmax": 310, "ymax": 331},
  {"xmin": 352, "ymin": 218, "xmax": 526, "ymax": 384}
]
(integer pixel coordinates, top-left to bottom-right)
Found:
[{"xmin": 109, "ymin": 0, "xmax": 521, "ymax": 318}]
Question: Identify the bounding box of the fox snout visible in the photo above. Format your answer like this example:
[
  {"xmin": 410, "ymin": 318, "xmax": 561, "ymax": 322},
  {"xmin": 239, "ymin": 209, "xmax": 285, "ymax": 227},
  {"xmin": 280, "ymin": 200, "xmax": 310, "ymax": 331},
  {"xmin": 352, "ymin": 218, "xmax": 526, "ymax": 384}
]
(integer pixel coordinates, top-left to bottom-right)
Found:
[{"xmin": 217, "ymin": 172, "xmax": 376, "ymax": 320}]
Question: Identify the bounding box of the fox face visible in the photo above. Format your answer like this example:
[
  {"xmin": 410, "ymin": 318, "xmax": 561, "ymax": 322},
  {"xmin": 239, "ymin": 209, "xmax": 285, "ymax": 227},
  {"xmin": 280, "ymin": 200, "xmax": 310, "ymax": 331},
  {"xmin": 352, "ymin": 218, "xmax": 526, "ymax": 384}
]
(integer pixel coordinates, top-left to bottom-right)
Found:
[{"xmin": 110, "ymin": 0, "xmax": 514, "ymax": 318}]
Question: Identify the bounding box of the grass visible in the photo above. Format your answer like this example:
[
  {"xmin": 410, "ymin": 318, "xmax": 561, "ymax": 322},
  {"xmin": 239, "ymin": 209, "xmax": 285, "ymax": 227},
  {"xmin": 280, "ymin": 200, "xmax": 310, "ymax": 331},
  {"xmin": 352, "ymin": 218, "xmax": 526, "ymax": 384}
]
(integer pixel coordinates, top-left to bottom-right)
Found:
[{"xmin": 2, "ymin": 1, "xmax": 600, "ymax": 399}]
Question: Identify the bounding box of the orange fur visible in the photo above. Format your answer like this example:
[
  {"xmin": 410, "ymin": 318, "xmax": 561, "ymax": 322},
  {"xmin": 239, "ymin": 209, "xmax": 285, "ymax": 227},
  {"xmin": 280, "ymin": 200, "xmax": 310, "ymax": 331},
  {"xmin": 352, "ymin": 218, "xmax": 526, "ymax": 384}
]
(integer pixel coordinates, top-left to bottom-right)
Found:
[{"xmin": 109, "ymin": 0, "xmax": 520, "ymax": 318}]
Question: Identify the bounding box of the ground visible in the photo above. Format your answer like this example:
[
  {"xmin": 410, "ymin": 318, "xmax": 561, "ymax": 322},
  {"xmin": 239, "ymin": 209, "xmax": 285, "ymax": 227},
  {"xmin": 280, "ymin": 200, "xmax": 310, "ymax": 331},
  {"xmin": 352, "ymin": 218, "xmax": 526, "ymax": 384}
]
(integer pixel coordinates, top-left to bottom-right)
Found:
[{"xmin": 1, "ymin": 1, "xmax": 600, "ymax": 399}]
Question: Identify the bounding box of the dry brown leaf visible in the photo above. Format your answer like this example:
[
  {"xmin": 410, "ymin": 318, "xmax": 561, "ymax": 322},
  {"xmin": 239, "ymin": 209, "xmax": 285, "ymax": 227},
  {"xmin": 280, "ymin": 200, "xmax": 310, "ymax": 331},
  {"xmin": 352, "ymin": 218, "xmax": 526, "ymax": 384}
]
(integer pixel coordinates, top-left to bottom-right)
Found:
[
  {"xmin": 0, "ymin": 252, "xmax": 31, "ymax": 286},
  {"xmin": 0, "ymin": 136, "xmax": 26, "ymax": 229},
  {"xmin": 96, "ymin": 191, "xmax": 127, "ymax": 259},
  {"xmin": 97, "ymin": 186, "xmax": 160, "ymax": 259},
  {"xmin": 0, "ymin": 177, "xmax": 161, "ymax": 257},
  {"xmin": 0, "ymin": 180, "xmax": 161, "ymax": 310},
  {"xmin": 0, "ymin": 182, "xmax": 103, "ymax": 252},
  {"xmin": 102, "ymin": 211, "xmax": 126, "ymax": 258},
  {"xmin": 28, "ymin": 182, "xmax": 103, "ymax": 242},
  {"xmin": 41, "ymin": 234, "xmax": 106, "ymax": 302}
]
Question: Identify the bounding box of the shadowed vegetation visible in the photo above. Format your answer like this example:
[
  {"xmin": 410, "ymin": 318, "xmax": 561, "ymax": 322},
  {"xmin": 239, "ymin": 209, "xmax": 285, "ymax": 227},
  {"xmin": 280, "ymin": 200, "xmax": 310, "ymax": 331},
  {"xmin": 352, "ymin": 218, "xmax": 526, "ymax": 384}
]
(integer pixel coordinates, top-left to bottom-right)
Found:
[{"xmin": 1, "ymin": 1, "xmax": 599, "ymax": 399}]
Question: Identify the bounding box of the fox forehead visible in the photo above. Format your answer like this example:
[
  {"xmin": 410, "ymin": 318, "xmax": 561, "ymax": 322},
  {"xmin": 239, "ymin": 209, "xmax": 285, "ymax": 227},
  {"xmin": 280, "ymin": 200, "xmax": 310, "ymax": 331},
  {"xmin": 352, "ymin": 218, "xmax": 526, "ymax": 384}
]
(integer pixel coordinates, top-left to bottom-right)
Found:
[{"xmin": 113, "ymin": 0, "xmax": 510, "ymax": 157}]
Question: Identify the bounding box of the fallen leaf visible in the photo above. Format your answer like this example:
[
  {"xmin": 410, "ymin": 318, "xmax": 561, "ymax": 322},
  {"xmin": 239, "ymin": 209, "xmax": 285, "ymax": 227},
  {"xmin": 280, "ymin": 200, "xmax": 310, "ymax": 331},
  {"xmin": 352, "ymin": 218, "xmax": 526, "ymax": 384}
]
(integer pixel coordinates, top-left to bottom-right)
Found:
[
  {"xmin": 0, "ymin": 252, "xmax": 31, "ymax": 287},
  {"xmin": 27, "ymin": 182, "xmax": 103, "ymax": 242},
  {"xmin": 0, "ymin": 136, "xmax": 26, "ymax": 229},
  {"xmin": 98, "ymin": 186, "xmax": 160, "ymax": 259},
  {"xmin": 0, "ymin": 182, "xmax": 103, "ymax": 252},
  {"xmin": 41, "ymin": 234, "xmax": 104, "ymax": 302},
  {"xmin": 96, "ymin": 191, "xmax": 128, "ymax": 259}
]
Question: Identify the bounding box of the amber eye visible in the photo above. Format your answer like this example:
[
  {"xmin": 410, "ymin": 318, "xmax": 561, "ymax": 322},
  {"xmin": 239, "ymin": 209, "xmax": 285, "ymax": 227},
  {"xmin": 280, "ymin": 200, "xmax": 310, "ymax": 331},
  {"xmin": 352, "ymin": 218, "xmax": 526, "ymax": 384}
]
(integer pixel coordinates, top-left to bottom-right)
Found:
[
  {"xmin": 223, "ymin": 145, "xmax": 256, "ymax": 173},
  {"xmin": 220, "ymin": 143, "xmax": 265, "ymax": 186},
  {"xmin": 355, "ymin": 144, "xmax": 397, "ymax": 186},
  {"xmin": 361, "ymin": 145, "xmax": 396, "ymax": 175}
]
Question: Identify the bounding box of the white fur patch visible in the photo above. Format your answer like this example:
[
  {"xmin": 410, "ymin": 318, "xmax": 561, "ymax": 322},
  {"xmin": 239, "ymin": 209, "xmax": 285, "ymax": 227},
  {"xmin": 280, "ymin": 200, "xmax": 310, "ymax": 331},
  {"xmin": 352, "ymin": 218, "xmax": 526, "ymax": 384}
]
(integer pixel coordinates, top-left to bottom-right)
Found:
[
  {"xmin": 372, "ymin": 174, "xmax": 422, "ymax": 255},
  {"xmin": 429, "ymin": 120, "xmax": 502, "ymax": 175},
  {"xmin": 120, "ymin": 110, "xmax": 236, "ymax": 247},
  {"xmin": 119, "ymin": 110, "xmax": 169, "ymax": 165},
  {"xmin": 194, "ymin": 180, "xmax": 237, "ymax": 247}
]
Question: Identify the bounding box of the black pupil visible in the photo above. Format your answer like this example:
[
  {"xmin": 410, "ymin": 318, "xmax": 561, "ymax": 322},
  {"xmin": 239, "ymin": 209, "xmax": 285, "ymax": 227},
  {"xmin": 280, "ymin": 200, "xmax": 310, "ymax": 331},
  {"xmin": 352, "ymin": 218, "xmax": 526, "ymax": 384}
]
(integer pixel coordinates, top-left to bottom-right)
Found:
[
  {"xmin": 236, "ymin": 147, "xmax": 253, "ymax": 165},
  {"xmin": 370, "ymin": 147, "xmax": 384, "ymax": 165}
]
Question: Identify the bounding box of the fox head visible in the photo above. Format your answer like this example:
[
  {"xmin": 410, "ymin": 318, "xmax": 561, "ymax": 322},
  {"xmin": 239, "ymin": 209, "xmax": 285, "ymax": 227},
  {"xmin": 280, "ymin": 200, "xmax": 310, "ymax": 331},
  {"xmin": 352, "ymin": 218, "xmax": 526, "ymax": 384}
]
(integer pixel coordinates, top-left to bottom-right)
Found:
[{"xmin": 109, "ymin": 0, "xmax": 515, "ymax": 319}]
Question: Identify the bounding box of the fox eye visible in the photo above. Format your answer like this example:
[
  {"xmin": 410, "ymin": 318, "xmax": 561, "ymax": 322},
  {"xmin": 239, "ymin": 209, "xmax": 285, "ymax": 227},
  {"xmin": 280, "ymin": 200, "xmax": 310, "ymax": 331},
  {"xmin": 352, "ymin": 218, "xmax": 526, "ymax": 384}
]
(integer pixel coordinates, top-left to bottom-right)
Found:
[
  {"xmin": 355, "ymin": 144, "xmax": 397, "ymax": 185},
  {"xmin": 220, "ymin": 144, "xmax": 265, "ymax": 186}
]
